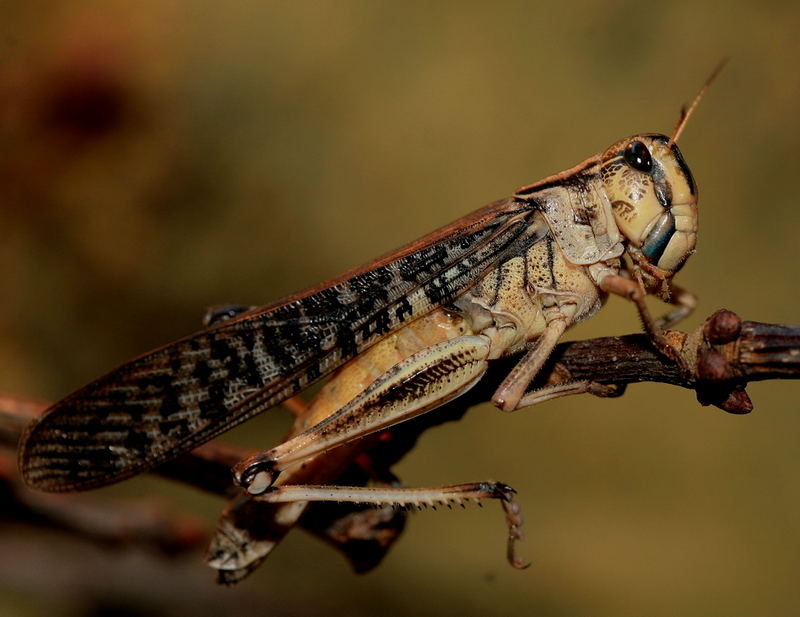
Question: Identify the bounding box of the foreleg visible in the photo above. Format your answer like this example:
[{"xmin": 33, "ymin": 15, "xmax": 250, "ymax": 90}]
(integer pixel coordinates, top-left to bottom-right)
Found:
[
  {"xmin": 655, "ymin": 282, "xmax": 697, "ymax": 330},
  {"xmin": 598, "ymin": 273, "xmax": 688, "ymax": 370}
]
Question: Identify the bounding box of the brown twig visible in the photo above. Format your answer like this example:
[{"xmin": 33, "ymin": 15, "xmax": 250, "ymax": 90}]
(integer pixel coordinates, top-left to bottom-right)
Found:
[
  {"xmin": 0, "ymin": 451, "xmax": 207, "ymax": 556},
  {"xmin": 513, "ymin": 309, "xmax": 800, "ymax": 414}
]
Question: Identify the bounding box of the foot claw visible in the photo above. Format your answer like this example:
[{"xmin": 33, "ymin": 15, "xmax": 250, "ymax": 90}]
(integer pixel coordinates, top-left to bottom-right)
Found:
[{"xmin": 495, "ymin": 483, "xmax": 530, "ymax": 570}]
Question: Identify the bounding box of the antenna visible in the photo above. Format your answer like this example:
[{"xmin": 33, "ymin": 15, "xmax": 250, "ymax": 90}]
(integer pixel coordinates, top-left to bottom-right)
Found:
[{"xmin": 668, "ymin": 58, "xmax": 728, "ymax": 146}]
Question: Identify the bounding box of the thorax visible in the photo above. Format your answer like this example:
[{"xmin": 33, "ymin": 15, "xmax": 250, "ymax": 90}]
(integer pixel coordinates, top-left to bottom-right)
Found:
[{"xmin": 454, "ymin": 210, "xmax": 618, "ymax": 357}]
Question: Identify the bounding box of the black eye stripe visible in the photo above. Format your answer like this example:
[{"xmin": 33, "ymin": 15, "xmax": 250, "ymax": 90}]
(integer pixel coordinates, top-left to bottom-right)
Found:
[
  {"xmin": 651, "ymin": 160, "xmax": 672, "ymax": 207},
  {"xmin": 670, "ymin": 143, "xmax": 696, "ymax": 196}
]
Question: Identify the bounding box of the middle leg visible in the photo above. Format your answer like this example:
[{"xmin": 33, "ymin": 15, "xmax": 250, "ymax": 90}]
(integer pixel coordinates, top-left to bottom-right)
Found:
[{"xmin": 492, "ymin": 295, "xmax": 577, "ymax": 412}]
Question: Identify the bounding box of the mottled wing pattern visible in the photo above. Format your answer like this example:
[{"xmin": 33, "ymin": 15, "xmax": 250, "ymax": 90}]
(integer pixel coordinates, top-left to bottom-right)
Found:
[{"xmin": 20, "ymin": 198, "xmax": 540, "ymax": 492}]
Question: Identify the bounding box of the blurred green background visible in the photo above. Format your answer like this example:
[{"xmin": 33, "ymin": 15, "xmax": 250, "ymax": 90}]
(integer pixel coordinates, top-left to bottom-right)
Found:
[{"xmin": 1, "ymin": 2, "xmax": 799, "ymax": 616}]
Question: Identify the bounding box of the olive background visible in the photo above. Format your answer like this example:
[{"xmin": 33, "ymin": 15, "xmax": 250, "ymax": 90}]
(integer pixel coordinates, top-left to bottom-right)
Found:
[{"xmin": 1, "ymin": 2, "xmax": 799, "ymax": 616}]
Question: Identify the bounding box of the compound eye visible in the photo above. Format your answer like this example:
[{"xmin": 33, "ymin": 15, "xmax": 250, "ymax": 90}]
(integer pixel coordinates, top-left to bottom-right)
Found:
[{"xmin": 623, "ymin": 141, "xmax": 653, "ymax": 173}]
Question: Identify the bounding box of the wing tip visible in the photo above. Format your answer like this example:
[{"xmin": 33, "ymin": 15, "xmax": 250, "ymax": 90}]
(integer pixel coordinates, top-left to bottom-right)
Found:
[{"xmin": 17, "ymin": 408, "xmax": 135, "ymax": 493}]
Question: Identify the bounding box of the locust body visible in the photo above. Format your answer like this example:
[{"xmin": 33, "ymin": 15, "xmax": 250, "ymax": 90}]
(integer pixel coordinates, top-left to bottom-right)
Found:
[
  {"xmin": 19, "ymin": 84, "xmax": 711, "ymax": 571},
  {"xmin": 231, "ymin": 134, "xmax": 698, "ymax": 494}
]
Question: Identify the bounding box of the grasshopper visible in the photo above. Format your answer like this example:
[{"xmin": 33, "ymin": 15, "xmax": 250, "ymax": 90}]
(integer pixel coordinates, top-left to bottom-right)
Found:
[{"xmin": 18, "ymin": 67, "xmax": 721, "ymax": 572}]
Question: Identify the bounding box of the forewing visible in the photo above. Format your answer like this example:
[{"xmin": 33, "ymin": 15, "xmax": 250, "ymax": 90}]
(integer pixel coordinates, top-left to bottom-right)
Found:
[{"xmin": 20, "ymin": 198, "xmax": 540, "ymax": 492}]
